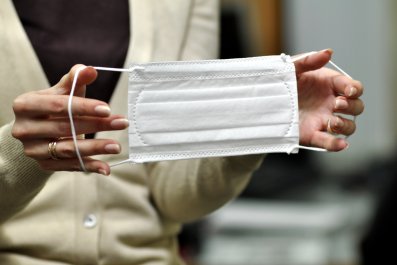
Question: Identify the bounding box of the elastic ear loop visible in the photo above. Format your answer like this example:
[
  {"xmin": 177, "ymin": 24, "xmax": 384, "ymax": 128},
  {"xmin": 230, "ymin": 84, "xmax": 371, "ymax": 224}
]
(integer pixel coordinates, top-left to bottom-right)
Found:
[
  {"xmin": 68, "ymin": 66, "xmax": 142, "ymax": 172},
  {"xmin": 285, "ymin": 51, "xmax": 356, "ymax": 153}
]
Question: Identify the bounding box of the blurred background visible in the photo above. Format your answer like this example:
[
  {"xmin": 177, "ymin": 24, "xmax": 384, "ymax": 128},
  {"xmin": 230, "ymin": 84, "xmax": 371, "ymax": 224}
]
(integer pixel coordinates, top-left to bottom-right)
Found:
[{"xmin": 179, "ymin": 1, "xmax": 397, "ymax": 265}]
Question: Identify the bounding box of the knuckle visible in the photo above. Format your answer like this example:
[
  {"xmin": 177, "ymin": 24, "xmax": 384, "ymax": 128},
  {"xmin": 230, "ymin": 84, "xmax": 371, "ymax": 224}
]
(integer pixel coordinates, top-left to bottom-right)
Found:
[
  {"xmin": 96, "ymin": 120, "xmax": 109, "ymax": 132},
  {"xmin": 74, "ymin": 99, "xmax": 90, "ymax": 116},
  {"xmin": 12, "ymin": 96, "xmax": 28, "ymax": 114},
  {"xmin": 80, "ymin": 100, "xmax": 92, "ymax": 114},
  {"xmin": 62, "ymin": 144, "xmax": 76, "ymax": 158},
  {"xmin": 326, "ymin": 139, "xmax": 337, "ymax": 151},
  {"xmin": 49, "ymin": 98, "xmax": 66, "ymax": 114},
  {"xmin": 93, "ymin": 141, "xmax": 106, "ymax": 153},
  {"xmin": 11, "ymin": 124, "xmax": 29, "ymax": 139},
  {"xmin": 57, "ymin": 121, "xmax": 71, "ymax": 136},
  {"xmin": 59, "ymin": 73, "xmax": 69, "ymax": 85}
]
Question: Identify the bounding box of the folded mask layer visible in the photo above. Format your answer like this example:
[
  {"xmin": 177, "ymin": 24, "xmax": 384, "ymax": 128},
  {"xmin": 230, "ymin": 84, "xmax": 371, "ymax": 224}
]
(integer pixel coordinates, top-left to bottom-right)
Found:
[{"xmin": 128, "ymin": 55, "xmax": 299, "ymax": 163}]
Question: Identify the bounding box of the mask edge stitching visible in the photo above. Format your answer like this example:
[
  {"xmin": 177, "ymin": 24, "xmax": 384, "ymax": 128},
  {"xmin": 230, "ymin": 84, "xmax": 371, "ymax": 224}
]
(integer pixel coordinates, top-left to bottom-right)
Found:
[
  {"xmin": 284, "ymin": 79, "xmax": 296, "ymax": 137},
  {"xmin": 131, "ymin": 85, "xmax": 147, "ymax": 145},
  {"xmin": 129, "ymin": 143, "xmax": 298, "ymax": 161}
]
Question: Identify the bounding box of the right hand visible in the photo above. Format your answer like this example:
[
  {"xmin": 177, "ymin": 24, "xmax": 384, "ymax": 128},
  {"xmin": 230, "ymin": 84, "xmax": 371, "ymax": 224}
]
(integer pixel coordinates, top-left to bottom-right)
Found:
[{"xmin": 11, "ymin": 65, "xmax": 129, "ymax": 175}]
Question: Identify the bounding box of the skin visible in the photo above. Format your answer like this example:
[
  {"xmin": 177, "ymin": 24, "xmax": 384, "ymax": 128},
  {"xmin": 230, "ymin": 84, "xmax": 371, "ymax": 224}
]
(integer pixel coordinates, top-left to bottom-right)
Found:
[
  {"xmin": 295, "ymin": 49, "xmax": 364, "ymax": 150},
  {"xmin": 11, "ymin": 49, "xmax": 364, "ymax": 175}
]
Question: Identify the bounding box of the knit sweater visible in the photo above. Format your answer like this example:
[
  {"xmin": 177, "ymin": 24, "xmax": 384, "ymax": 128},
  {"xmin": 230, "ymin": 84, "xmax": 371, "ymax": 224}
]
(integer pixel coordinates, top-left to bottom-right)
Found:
[{"xmin": 0, "ymin": 0, "xmax": 263, "ymax": 264}]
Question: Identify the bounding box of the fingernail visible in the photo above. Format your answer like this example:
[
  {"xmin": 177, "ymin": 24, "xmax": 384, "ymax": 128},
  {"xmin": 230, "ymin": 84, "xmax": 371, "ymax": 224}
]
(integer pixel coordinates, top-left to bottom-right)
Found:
[
  {"xmin": 95, "ymin": 105, "xmax": 111, "ymax": 116},
  {"xmin": 111, "ymin": 118, "xmax": 129, "ymax": 129},
  {"xmin": 348, "ymin": 87, "xmax": 357, "ymax": 97},
  {"xmin": 98, "ymin": 168, "xmax": 109, "ymax": 176},
  {"xmin": 105, "ymin": 144, "xmax": 121, "ymax": 154},
  {"xmin": 321, "ymin": 48, "xmax": 334, "ymax": 55},
  {"xmin": 335, "ymin": 99, "xmax": 348, "ymax": 110}
]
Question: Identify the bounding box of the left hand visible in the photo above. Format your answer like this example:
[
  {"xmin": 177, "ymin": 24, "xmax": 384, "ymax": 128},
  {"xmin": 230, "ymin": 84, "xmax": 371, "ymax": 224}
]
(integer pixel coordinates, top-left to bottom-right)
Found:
[
  {"xmin": 293, "ymin": 49, "xmax": 364, "ymax": 151},
  {"xmin": 12, "ymin": 65, "xmax": 129, "ymax": 175}
]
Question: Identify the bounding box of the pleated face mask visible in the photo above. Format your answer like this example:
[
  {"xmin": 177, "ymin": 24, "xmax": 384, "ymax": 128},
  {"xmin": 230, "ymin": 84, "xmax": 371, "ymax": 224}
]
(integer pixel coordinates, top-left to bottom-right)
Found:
[
  {"xmin": 68, "ymin": 53, "xmax": 351, "ymax": 171},
  {"xmin": 127, "ymin": 55, "xmax": 299, "ymax": 163}
]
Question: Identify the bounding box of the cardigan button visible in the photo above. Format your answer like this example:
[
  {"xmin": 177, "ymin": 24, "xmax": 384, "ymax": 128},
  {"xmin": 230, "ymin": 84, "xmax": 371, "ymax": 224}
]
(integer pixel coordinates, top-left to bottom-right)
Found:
[{"xmin": 83, "ymin": 214, "xmax": 97, "ymax": 229}]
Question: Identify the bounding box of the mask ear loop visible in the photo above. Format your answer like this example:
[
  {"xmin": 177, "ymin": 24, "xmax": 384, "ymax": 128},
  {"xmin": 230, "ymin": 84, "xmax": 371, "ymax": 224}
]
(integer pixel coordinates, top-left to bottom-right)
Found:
[
  {"xmin": 68, "ymin": 66, "xmax": 143, "ymax": 172},
  {"xmin": 284, "ymin": 51, "xmax": 356, "ymax": 153}
]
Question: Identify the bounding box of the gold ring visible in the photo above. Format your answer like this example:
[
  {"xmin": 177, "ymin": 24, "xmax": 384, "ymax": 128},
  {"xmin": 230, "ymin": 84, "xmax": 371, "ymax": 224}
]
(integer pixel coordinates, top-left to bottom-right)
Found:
[
  {"xmin": 48, "ymin": 140, "xmax": 60, "ymax": 160},
  {"xmin": 326, "ymin": 119, "xmax": 336, "ymax": 135}
]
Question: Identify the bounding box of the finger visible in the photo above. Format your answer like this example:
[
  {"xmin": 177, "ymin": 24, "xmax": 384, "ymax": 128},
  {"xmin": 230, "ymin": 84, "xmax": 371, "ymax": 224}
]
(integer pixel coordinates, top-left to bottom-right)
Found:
[
  {"xmin": 38, "ymin": 157, "xmax": 111, "ymax": 175},
  {"xmin": 294, "ymin": 49, "xmax": 333, "ymax": 75},
  {"xmin": 334, "ymin": 97, "xmax": 364, "ymax": 116},
  {"xmin": 12, "ymin": 115, "xmax": 129, "ymax": 139},
  {"xmin": 328, "ymin": 116, "xmax": 356, "ymax": 136},
  {"xmin": 24, "ymin": 139, "xmax": 121, "ymax": 160},
  {"xmin": 14, "ymin": 94, "xmax": 111, "ymax": 118},
  {"xmin": 37, "ymin": 65, "xmax": 98, "ymax": 96},
  {"xmin": 310, "ymin": 131, "xmax": 348, "ymax": 152},
  {"xmin": 331, "ymin": 75, "xmax": 363, "ymax": 98}
]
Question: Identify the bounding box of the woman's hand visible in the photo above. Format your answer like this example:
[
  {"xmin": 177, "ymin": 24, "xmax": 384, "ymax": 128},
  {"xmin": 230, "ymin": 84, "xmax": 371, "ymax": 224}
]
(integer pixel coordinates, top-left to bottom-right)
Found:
[
  {"xmin": 293, "ymin": 49, "xmax": 364, "ymax": 151},
  {"xmin": 12, "ymin": 65, "xmax": 129, "ymax": 175}
]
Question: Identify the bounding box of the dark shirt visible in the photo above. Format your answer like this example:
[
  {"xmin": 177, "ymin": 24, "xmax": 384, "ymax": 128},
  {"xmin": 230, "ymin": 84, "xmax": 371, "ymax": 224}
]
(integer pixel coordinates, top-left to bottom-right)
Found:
[{"xmin": 13, "ymin": 0, "xmax": 130, "ymax": 104}]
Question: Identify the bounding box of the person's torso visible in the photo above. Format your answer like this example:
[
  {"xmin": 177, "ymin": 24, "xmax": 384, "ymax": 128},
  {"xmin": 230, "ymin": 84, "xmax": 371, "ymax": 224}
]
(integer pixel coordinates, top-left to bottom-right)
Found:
[{"xmin": 0, "ymin": 0, "xmax": 219, "ymax": 263}]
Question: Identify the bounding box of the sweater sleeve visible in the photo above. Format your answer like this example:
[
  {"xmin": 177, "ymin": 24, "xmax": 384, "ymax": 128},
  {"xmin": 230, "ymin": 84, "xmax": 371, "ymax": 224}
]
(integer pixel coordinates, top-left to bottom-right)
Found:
[
  {"xmin": 146, "ymin": 155, "xmax": 263, "ymax": 223},
  {"xmin": 0, "ymin": 122, "xmax": 52, "ymax": 223}
]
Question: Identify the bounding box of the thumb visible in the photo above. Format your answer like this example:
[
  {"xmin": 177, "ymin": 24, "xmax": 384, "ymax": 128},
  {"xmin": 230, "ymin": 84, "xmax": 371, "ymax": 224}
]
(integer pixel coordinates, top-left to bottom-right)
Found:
[
  {"xmin": 293, "ymin": 49, "xmax": 333, "ymax": 75},
  {"xmin": 54, "ymin": 64, "xmax": 98, "ymax": 97}
]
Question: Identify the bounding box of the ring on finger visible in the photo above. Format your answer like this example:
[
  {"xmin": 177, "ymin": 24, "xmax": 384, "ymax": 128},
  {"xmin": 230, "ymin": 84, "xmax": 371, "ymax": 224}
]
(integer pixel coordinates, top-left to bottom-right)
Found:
[
  {"xmin": 326, "ymin": 118, "xmax": 337, "ymax": 135},
  {"xmin": 48, "ymin": 139, "xmax": 60, "ymax": 160}
]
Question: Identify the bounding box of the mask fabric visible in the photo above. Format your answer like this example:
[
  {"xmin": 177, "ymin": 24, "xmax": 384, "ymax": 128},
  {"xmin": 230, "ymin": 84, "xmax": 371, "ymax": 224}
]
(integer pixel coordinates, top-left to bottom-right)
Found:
[{"xmin": 127, "ymin": 55, "xmax": 299, "ymax": 163}]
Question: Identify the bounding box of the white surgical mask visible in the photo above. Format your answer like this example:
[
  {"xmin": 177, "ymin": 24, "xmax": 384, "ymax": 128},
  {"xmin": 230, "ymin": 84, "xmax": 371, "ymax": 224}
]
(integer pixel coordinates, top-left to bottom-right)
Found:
[
  {"xmin": 127, "ymin": 55, "xmax": 299, "ymax": 163},
  {"xmin": 68, "ymin": 52, "xmax": 352, "ymax": 171}
]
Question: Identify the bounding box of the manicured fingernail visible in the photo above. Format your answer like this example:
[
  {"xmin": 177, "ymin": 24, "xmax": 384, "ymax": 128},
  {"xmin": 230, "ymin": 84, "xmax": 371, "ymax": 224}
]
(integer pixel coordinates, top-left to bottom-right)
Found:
[
  {"xmin": 111, "ymin": 118, "xmax": 129, "ymax": 129},
  {"xmin": 321, "ymin": 48, "xmax": 333, "ymax": 55},
  {"xmin": 348, "ymin": 87, "xmax": 357, "ymax": 97},
  {"xmin": 335, "ymin": 99, "xmax": 348, "ymax": 110},
  {"xmin": 98, "ymin": 169, "xmax": 109, "ymax": 176},
  {"xmin": 105, "ymin": 144, "xmax": 121, "ymax": 154},
  {"xmin": 95, "ymin": 105, "xmax": 111, "ymax": 116}
]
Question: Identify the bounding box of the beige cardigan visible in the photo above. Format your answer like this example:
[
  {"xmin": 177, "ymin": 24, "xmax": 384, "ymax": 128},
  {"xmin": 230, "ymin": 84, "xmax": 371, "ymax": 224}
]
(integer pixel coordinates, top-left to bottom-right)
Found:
[{"xmin": 0, "ymin": 0, "xmax": 263, "ymax": 264}]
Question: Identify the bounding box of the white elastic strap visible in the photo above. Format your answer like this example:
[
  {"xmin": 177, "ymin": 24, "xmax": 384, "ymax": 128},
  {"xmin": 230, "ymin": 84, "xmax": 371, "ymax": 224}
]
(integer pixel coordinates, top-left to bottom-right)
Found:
[
  {"xmin": 289, "ymin": 51, "xmax": 351, "ymax": 78},
  {"xmin": 68, "ymin": 67, "xmax": 87, "ymax": 171},
  {"xmin": 109, "ymin": 159, "xmax": 134, "ymax": 168},
  {"xmin": 68, "ymin": 66, "xmax": 142, "ymax": 172},
  {"xmin": 287, "ymin": 51, "xmax": 356, "ymax": 152},
  {"xmin": 296, "ymin": 145, "xmax": 328, "ymax": 153},
  {"xmin": 289, "ymin": 51, "xmax": 352, "ymax": 79}
]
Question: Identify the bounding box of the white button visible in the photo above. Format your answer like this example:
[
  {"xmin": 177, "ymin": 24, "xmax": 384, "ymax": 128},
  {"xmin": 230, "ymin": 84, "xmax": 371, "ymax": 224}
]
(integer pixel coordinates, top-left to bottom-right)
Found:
[{"xmin": 83, "ymin": 214, "xmax": 97, "ymax": 229}]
